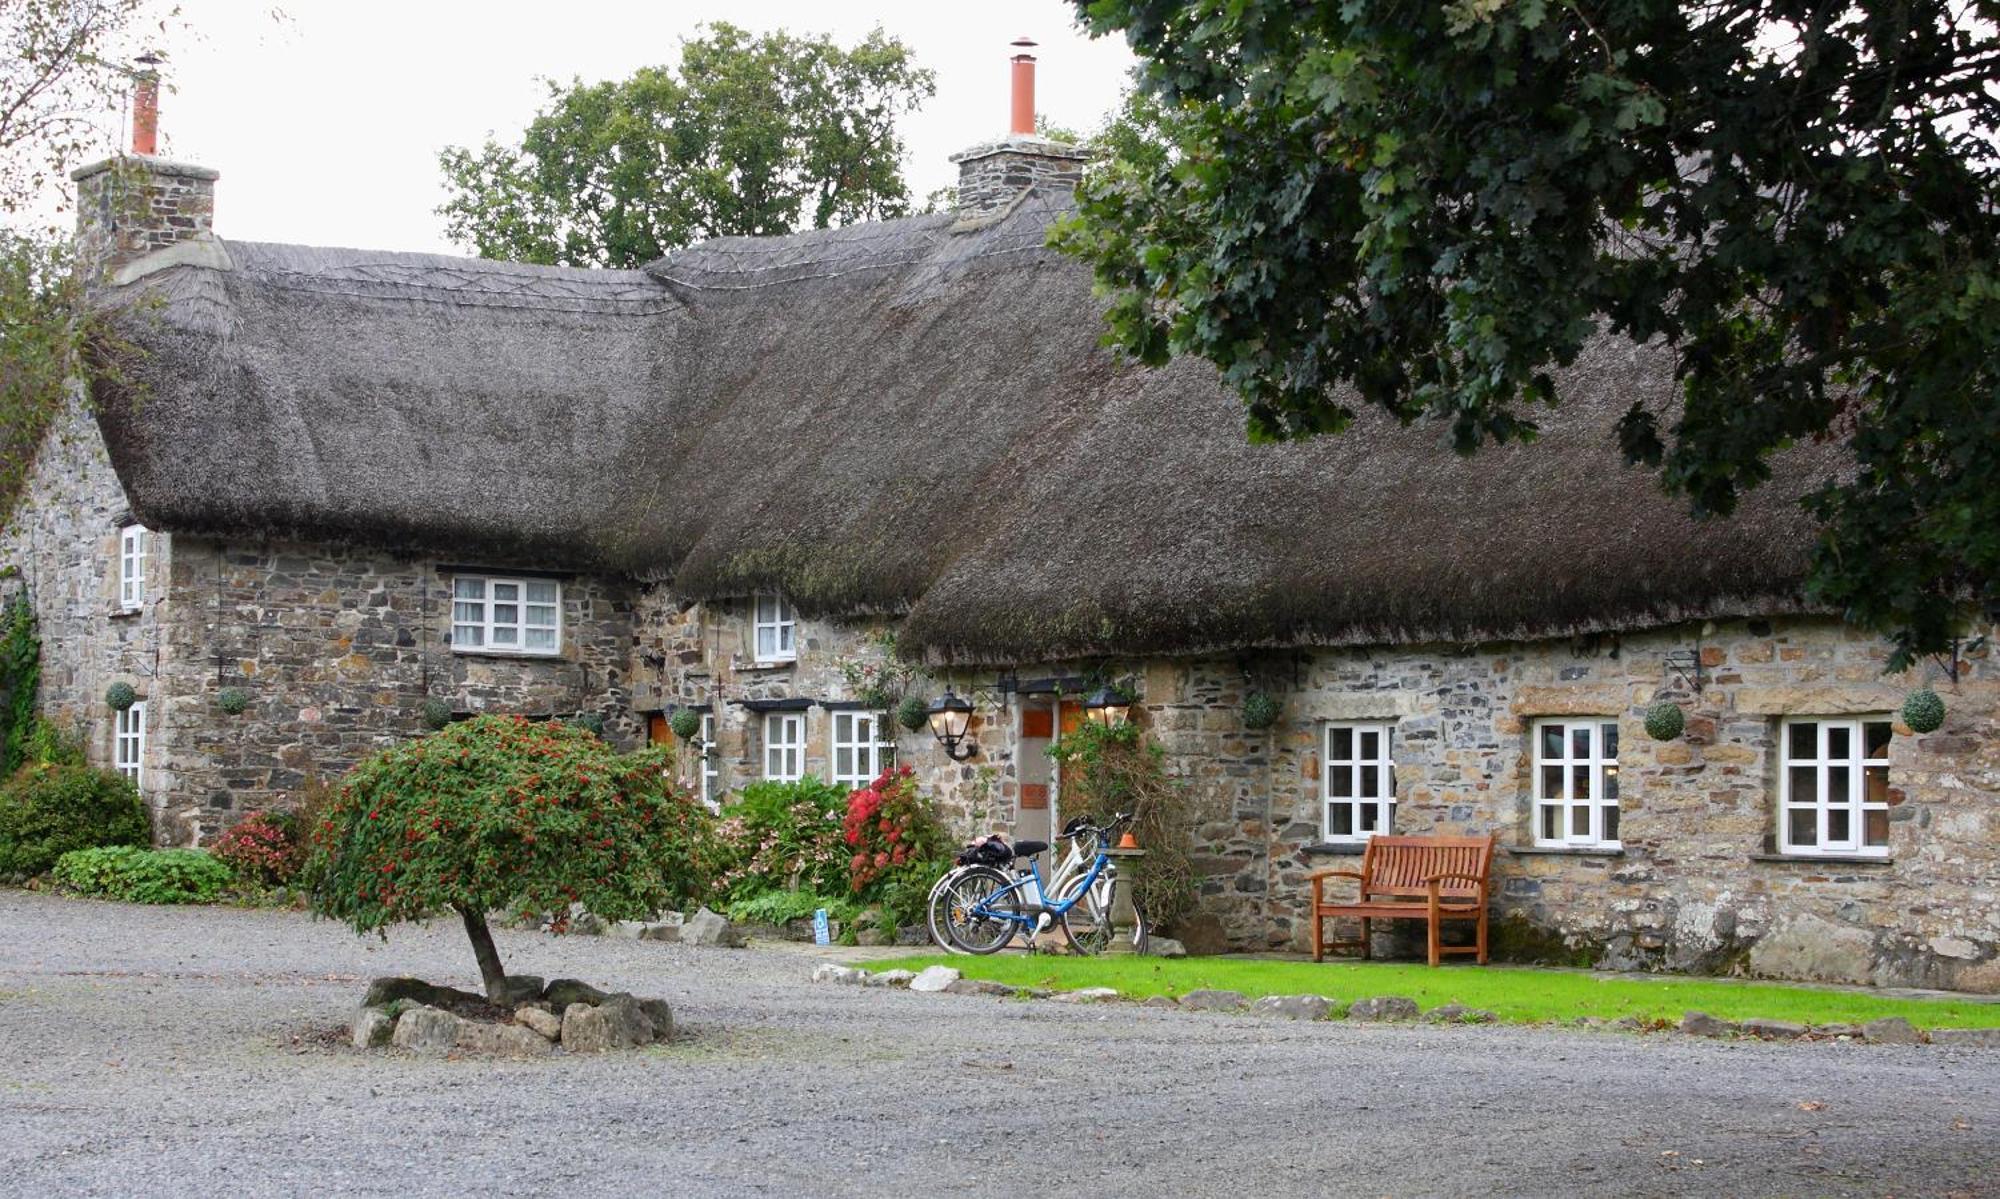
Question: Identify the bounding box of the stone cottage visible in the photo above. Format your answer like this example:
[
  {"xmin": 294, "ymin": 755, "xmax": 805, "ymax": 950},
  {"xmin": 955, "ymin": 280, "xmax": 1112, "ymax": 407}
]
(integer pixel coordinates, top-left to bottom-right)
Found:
[{"xmin": 4, "ymin": 63, "xmax": 1994, "ymax": 991}]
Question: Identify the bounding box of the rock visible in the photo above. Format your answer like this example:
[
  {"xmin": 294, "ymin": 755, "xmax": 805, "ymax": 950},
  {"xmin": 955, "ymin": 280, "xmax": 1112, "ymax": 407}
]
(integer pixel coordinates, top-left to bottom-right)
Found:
[
  {"xmin": 566, "ymin": 908, "xmax": 607, "ymax": 936},
  {"xmin": 855, "ymin": 929, "xmax": 890, "ymax": 947},
  {"xmin": 638, "ymin": 922, "xmax": 681, "ymax": 943},
  {"xmin": 455, "ymin": 1021, "xmax": 554, "ymax": 1057},
  {"xmin": 514, "ymin": 1006, "xmax": 563, "ymax": 1040},
  {"xmin": 909, "ymin": 965, "xmax": 961, "ymax": 993},
  {"xmin": 1251, "ymin": 994, "xmax": 1334, "ymax": 1021},
  {"xmin": 1177, "ymin": 988, "xmax": 1247, "ymax": 1012},
  {"xmin": 1051, "ymin": 987, "xmax": 1120, "ymax": 1004},
  {"xmin": 486, "ymin": 974, "xmax": 544, "ymax": 1007},
  {"xmin": 864, "ymin": 969, "xmax": 916, "ymax": 988},
  {"xmin": 1173, "ymin": 914, "xmax": 1232, "ymax": 957},
  {"xmin": 682, "ymin": 906, "xmax": 743, "ymax": 948},
  {"xmin": 1143, "ymin": 937, "xmax": 1187, "ymax": 958},
  {"xmin": 361, "ymin": 976, "xmax": 485, "ymax": 1011},
  {"xmin": 1812, "ymin": 1022, "xmax": 1863, "ymax": 1039},
  {"xmin": 561, "ymin": 995, "xmax": 655, "ymax": 1052},
  {"xmin": 1348, "ymin": 996, "xmax": 1420, "ymax": 1022},
  {"xmin": 1019, "ymin": 988, "xmax": 1052, "ymax": 1000},
  {"xmin": 638, "ymin": 998, "xmax": 674, "ymax": 1042},
  {"xmin": 1748, "ymin": 915, "xmax": 1875, "ymax": 985},
  {"xmin": 1140, "ymin": 995, "xmax": 1178, "ymax": 1009},
  {"xmin": 811, "ymin": 963, "xmax": 865, "ymax": 984},
  {"xmin": 1740, "ymin": 1018, "xmax": 1808, "ymax": 1039},
  {"xmin": 390, "ymin": 1005, "xmax": 461, "ymax": 1054},
  {"xmin": 350, "ymin": 1006, "xmax": 395, "ymax": 1049},
  {"xmin": 1862, "ymin": 1017, "xmax": 1922, "ymax": 1045},
  {"xmin": 541, "ymin": 978, "xmax": 610, "ymax": 1009},
  {"xmin": 607, "ymin": 920, "xmax": 649, "ymax": 940},
  {"xmin": 943, "ymin": 978, "xmax": 1016, "ymax": 997},
  {"xmin": 1421, "ymin": 1003, "xmax": 1496, "ymax": 1025},
  {"xmin": 1612, "ymin": 1015, "xmax": 1646, "ymax": 1032},
  {"xmin": 1929, "ymin": 1027, "xmax": 2000, "ymax": 1048},
  {"xmin": 896, "ymin": 925, "xmax": 931, "ymax": 946},
  {"xmin": 1680, "ymin": 1011, "xmax": 1739, "ymax": 1038}
]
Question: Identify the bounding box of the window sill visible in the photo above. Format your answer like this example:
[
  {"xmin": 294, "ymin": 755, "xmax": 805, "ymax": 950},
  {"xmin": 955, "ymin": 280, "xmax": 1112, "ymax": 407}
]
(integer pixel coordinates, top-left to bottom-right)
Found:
[
  {"xmin": 1303, "ymin": 842, "xmax": 1366, "ymax": 856},
  {"xmin": 736, "ymin": 657, "xmax": 797, "ymax": 672},
  {"xmin": 108, "ymin": 606, "xmax": 142, "ymax": 620},
  {"xmin": 1509, "ymin": 845, "xmax": 1626, "ymax": 857},
  {"xmin": 1749, "ymin": 853, "xmax": 1893, "ymax": 866},
  {"xmin": 450, "ymin": 649, "xmax": 564, "ymax": 661}
]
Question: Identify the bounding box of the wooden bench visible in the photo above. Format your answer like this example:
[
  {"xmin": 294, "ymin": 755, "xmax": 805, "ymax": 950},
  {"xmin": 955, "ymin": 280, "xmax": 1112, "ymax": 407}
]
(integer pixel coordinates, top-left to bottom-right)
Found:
[{"xmin": 1308, "ymin": 834, "xmax": 1496, "ymax": 967}]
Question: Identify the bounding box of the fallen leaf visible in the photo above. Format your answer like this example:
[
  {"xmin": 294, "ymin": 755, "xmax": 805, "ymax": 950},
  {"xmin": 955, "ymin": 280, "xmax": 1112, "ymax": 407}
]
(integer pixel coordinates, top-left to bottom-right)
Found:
[{"xmin": 1797, "ymin": 1101, "xmax": 1826, "ymax": 1112}]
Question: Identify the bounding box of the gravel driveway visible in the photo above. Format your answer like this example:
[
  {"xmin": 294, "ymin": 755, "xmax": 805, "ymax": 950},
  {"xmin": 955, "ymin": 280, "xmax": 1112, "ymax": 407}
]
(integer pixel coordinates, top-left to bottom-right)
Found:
[{"xmin": 0, "ymin": 890, "xmax": 1994, "ymax": 1198}]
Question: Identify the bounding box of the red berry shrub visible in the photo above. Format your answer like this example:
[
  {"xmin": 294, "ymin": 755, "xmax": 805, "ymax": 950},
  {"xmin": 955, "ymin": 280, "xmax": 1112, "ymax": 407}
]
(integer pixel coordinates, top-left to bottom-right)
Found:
[
  {"xmin": 210, "ymin": 811, "xmax": 304, "ymax": 886},
  {"xmin": 841, "ymin": 766, "xmax": 949, "ymax": 924}
]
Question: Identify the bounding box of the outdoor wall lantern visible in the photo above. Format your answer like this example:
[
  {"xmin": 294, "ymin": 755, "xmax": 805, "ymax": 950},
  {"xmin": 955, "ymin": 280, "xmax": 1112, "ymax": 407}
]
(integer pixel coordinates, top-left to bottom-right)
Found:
[
  {"xmin": 1084, "ymin": 685, "xmax": 1132, "ymax": 728},
  {"xmin": 927, "ymin": 688, "xmax": 977, "ymax": 761}
]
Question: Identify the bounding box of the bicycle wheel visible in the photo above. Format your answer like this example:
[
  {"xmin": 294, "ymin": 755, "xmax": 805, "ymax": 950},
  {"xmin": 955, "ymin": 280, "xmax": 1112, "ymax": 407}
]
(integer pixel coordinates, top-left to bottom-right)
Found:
[
  {"xmin": 926, "ymin": 868, "xmax": 971, "ymax": 955},
  {"xmin": 943, "ymin": 866, "xmax": 1021, "ymax": 955},
  {"xmin": 1059, "ymin": 891, "xmax": 1114, "ymax": 956}
]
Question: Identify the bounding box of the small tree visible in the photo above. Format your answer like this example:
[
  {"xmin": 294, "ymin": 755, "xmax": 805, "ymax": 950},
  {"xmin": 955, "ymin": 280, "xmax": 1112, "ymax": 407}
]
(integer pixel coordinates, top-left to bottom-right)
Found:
[{"xmin": 303, "ymin": 715, "xmax": 714, "ymax": 997}]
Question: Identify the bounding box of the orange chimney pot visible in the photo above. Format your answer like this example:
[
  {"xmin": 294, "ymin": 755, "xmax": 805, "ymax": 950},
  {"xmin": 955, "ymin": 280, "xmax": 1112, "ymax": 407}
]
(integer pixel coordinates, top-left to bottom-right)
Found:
[
  {"xmin": 131, "ymin": 70, "xmax": 159, "ymax": 156},
  {"xmin": 1009, "ymin": 37, "xmax": 1037, "ymax": 136}
]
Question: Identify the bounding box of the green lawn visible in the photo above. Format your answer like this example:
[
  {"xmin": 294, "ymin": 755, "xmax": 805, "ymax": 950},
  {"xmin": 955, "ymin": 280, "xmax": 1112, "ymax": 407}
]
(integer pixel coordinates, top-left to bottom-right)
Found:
[{"xmin": 860, "ymin": 954, "xmax": 2000, "ymax": 1029}]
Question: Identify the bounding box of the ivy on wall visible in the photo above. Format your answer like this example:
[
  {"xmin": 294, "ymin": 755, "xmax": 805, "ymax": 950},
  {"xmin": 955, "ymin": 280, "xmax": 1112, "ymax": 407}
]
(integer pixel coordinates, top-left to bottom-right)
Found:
[{"xmin": 0, "ymin": 592, "xmax": 40, "ymax": 776}]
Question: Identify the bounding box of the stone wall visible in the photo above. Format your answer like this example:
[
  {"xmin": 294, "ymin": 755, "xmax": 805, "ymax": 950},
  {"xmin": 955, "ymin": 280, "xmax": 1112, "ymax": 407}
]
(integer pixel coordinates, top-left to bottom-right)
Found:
[
  {"xmin": 70, "ymin": 156, "xmax": 218, "ymax": 282},
  {"xmin": 949, "ymin": 136, "xmax": 1090, "ymax": 221}
]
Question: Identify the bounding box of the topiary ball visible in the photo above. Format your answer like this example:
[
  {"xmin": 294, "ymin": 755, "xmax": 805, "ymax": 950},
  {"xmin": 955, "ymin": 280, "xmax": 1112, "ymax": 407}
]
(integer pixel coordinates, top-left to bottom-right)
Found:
[
  {"xmin": 104, "ymin": 682, "xmax": 137, "ymax": 712},
  {"xmin": 896, "ymin": 693, "xmax": 929, "ymax": 732},
  {"xmin": 1901, "ymin": 687, "xmax": 1946, "ymax": 734},
  {"xmin": 419, "ymin": 698, "xmax": 453, "ymax": 731},
  {"xmin": 1644, "ymin": 700, "xmax": 1685, "ymax": 742},
  {"xmin": 668, "ymin": 707, "xmax": 702, "ymax": 740},
  {"xmin": 568, "ymin": 712, "xmax": 606, "ymax": 738},
  {"xmin": 216, "ymin": 687, "xmax": 250, "ymax": 715},
  {"xmin": 1241, "ymin": 690, "xmax": 1282, "ymax": 731}
]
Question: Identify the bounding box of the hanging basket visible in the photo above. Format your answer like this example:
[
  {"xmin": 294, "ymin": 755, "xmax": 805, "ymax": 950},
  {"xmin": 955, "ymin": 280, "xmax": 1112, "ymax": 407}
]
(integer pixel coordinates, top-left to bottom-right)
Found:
[
  {"xmin": 1643, "ymin": 700, "xmax": 1686, "ymax": 742},
  {"xmin": 216, "ymin": 687, "xmax": 250, "ymax": 715},
  {"xmin": 668, "ymin": 707, "xmax": 702, "ymax": 740},
  {"xmin": 1241, "ymin": 690, "xmax": 1282, "ymax": 731},
  {"xmin": 895, "ymin": 693, "xmax": 930, "ymax": 732},
  {"xmin": 104, "ymin": 682, "xmax": 137, "ymax": 712},
  {"xmin": 1901, "ymin": 687, "xmax": 1946, "ymax": 734},
  {"xmin": 419, "ymin": 698, "xmax": 453, "ymax": 731}
]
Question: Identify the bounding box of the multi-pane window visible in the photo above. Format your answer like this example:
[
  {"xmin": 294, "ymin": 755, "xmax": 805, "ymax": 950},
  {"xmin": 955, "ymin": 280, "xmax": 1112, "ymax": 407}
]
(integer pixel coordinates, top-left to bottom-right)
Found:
[
  {"xmin": 115, "ymin": 702, "xmax": 146, "ymax": 787},
  {"xmin": 753, "ymin": 593, "xmax": 796, "ymax": 663},
  {"xmin": 1322, "ymin": 722, "xmax": 1395, "ymax": 841},
  {"xmin": 1780, "ymin": 718, "xmax": 1892, "ymax": 857},
  {"xmin": 763, "ymin": 711, "xmax": 805, "ymax": 781},
  {"xmin": 451, "ymin": 576, "xmax": 560, "ymax": 655},
  {"xmin": 1533, "ymin": 719, "xmax": 1621, "ymax": 848},
  {"xmin": 118, "ymin": 525, "xmax": 147, "ymax": 610},
  {"xmin": 698, "ymin": 712, "xmax": 720, "ymax": 812},
  {"xmin": 831, "ymin": 711, "xmax": 895, "ymax": 790}
]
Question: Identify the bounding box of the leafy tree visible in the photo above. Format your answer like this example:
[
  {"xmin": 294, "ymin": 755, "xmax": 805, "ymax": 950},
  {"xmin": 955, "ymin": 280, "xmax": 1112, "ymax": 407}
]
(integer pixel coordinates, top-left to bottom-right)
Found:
[
  {"xmin": 303, "ymin": 716, "xmax": 715, "ymax": 997},
  {"xmin": 438, "ymin": 22, "xmax": 935, "ymax": 268},
  {"xmin": 1058, "ymin": 0, "xmax": 2000, "ymax": 667}
]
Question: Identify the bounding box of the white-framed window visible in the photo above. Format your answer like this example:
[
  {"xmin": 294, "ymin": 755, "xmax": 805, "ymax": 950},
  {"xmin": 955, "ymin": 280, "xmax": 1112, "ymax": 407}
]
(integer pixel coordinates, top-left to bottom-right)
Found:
[
  {"xmin": 831, "ymin": 711, "xmax": 895, "ymax": 790},
  {"xmin": 698, "ymin": 712, "xmax": 719, "ymax": 812},
  {"xmin": 118, "ymin": 525, "xmax": 147, "ymax": 611},
  {"xmin": 1322, "ymin": 722, "xmax": 1395, "ymax": 841},
  {"xmin": 451, "ymin": 575, "xmax": 561, "ymax": 655},
  {"xmin": 115, "ymin": 702, "xmax": 146, "ymax": 787},
  {"xmin": 1532, "ymin": 718, "xmax": 1621, "ymax": 848},
  {"xmin": 753, "ymin": 593, "xmax": 797, "ymax": 663},
  {"xmin": 1780, "ymin": 717, "xmax": 1892, "ymax": 857},
  {"xmin": 763, "ymin": 711, "xmax": 805, "ymax": 781}
]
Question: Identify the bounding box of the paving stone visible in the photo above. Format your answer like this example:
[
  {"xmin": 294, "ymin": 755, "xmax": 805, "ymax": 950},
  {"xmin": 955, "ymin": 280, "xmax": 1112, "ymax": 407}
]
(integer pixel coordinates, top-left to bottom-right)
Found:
[
  {"xmin": 943, "ymin": 978, "xmax": 1016, "ymax": 997},
  {"xmin": 1862, "ymin": 1017, "xmax": 1922, "ymax": 1045},
  {"xmin": 1740, "ymin": 1018, "xmax": 1808, "ymax": 1039},
  {"xmin": 1680, "ymin": 1011, "xmax": 1739, "ymax": 1038},
  {"xmin": 1422, "ymin": 1003, "xmax": 1498, "ymax": 1025},
  {"xmin": 1250, "ymin": 994, "xmax": 1333, "ymax": 1021},
  {"xmin": 1348, "ymin": 996, "xmax": 1420, "ymax": 1022},
  {"xmin": 1928, "ymin": 1027, "xmax": 2000, "ymax": 1048},
  {"xmin": 1178, "ymin": 988, "xmax": 1248, "ymax": 1012},
  {"xmin": 1050, "ymin": 987, "xmax": 1120, "ymax": 1004}
]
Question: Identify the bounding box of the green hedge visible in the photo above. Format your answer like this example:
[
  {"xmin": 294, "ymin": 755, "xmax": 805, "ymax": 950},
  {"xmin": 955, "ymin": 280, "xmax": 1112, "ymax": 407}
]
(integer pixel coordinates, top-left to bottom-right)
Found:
[
  {"xmin": 0, "ymin": 762, "xmax": 150, "ymax": 877},
  {"xmin": 52, "ymin": 846, "xmax": 235, "ymax": 904}
]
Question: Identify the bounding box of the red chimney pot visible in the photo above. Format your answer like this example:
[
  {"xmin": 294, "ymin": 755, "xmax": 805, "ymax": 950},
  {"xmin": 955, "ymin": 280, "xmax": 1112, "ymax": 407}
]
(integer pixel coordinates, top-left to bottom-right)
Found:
[
  {"xmin": 131, "ymin": 70, "xmax": 159, "ymax": 156},
  {"xmin": 1009, "ymin": 37, "xmax": 1037, "ymax": 137}
]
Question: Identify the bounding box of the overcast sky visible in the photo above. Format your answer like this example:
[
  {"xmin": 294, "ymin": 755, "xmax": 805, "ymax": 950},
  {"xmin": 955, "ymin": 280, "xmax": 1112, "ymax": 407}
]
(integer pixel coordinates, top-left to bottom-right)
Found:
[{"xmin": 127, "ymin": 1, "xmax": 1135, "ymax": 255}]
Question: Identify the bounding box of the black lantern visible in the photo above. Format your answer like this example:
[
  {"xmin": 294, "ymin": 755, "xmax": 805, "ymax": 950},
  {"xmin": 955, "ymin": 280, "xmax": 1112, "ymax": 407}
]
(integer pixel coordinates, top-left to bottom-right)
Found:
[
  {"xmin": 1084, "ymin": 685, "xmax": 1132, "ymax": 728},
  {"xmin": 927, "ymin": 688, "xmax": 977, "ymax": 760}
]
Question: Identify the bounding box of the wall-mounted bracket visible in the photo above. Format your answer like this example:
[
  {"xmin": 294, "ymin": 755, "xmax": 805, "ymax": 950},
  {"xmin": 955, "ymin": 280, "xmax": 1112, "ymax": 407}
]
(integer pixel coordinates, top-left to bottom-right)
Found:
[{"xmin": 1663, "ymin": 649, "xmax": 1704, "ymax": 694}]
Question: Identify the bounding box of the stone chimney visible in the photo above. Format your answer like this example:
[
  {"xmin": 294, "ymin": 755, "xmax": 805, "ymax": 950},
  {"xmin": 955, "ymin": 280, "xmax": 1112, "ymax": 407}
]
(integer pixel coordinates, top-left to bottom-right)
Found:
[
  {"xmin": 71, "ymin": 62, "xmax": 219, "ymax": 285},
  {"xmin": 949, "ymin": 38, "xmax": 1089, "ymax": 222}
]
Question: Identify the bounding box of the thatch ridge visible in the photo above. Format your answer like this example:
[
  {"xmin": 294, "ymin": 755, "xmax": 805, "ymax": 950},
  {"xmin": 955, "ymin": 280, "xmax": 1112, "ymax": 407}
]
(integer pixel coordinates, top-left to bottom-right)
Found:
[{"xmin": 89, "ymin": 192, "xmax": 1832, "ymax": 664}]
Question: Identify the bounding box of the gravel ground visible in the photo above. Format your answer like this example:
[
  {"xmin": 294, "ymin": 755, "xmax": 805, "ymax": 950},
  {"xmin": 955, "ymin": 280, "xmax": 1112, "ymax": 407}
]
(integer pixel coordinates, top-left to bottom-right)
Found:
[{"xmin": 1, "ymin": 890, "xmax": 1995, "ymax": 1198}]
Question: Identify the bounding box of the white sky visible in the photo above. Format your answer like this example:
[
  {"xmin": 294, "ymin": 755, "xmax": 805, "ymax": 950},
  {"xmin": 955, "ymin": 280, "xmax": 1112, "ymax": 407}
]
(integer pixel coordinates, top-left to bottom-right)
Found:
[{"xmin": 129, "ymin": 1, "xmax": 1136, "ymax": 255}]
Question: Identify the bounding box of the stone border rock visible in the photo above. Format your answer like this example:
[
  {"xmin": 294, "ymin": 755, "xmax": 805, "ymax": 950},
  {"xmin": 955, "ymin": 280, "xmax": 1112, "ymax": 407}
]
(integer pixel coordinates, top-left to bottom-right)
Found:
[
  {"xmin": 352, "ymin": 975, "xmax": 673, "ymax": 1057},
  {"xmin": 810, "ymin": 967, "xmax": 1997, "ymax": 1047}
]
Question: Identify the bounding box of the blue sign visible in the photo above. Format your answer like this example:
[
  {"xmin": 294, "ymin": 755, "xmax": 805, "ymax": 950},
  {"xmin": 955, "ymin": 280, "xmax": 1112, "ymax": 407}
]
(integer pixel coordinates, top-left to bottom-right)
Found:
[{"xmin": 812, "ymin": 908, "xmax": 831, "ymax": 946}]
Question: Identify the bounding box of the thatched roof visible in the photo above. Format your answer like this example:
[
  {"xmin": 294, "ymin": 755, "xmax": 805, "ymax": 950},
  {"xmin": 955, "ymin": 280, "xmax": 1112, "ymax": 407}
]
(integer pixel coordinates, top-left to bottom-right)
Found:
[{"xmin": 92, "ymin": 192, "xmax": 1833, "ymax": 665}]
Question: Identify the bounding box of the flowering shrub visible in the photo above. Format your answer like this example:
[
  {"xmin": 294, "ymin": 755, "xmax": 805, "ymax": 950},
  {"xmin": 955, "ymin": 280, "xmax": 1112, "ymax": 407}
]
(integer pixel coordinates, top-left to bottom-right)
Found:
[
  {"xmin": 712, "ymin": 777, "xmax": 851, "ymax": 901},
  {"xmin": 210, "ymin": 811, "xmax": 304, "ymax": 886},
  {"xmin": 842, "ymin": 765, "xmax": 949, "ymax": 926},
  {"xmin": 302, "ymin": 715, "xmax": 716, "ymax": 992}
]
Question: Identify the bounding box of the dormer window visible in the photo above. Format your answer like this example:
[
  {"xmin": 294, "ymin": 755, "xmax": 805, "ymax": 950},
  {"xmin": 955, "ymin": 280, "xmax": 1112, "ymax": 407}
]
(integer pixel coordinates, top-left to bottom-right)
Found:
[
  {"xmin": 753, "ymin": 593, "xmax": 797, "ymax": 664},
  {"xmin": 118, "ymin": 525, "xmax": 147, "ymax": 611}
]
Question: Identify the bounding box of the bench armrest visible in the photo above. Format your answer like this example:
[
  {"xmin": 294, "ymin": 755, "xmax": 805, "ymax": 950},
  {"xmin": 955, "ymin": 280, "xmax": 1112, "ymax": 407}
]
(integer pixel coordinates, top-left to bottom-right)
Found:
[
  {"xmin": 1309, "ymin": 868, "xmax": 1365, "ymax": 902},
  {"xmin": 1423, "ymin": 871, "xmax": 1489, "ymax": 888}
]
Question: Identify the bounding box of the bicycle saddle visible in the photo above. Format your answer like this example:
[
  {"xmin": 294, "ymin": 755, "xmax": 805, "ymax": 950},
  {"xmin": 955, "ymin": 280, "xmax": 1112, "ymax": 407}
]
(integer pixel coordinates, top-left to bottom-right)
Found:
[{"xmin": 1011, "ymin": 840, "xmax": 1050, "ymax": 859}]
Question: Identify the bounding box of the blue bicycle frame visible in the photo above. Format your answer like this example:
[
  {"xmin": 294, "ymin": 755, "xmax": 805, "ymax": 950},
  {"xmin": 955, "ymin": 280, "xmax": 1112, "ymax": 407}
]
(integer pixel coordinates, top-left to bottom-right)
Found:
[{"xmin": 971, "ymin": 836, "xmax": 1113, "ymax": 928}]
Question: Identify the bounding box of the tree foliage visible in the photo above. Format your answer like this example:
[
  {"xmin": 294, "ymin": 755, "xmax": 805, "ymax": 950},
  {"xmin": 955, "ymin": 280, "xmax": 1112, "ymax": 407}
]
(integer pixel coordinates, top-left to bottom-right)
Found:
[
  {"xmin": 438, "ymin": 22, "xmax": 935, "ymax": 268},
  {"xmin": 303, "ymin": 716, "xmax": 715, "ymax": 989},
  {"xmin": 1059, "ymin": 0, "xmax": 2000, "ymax": 666}
]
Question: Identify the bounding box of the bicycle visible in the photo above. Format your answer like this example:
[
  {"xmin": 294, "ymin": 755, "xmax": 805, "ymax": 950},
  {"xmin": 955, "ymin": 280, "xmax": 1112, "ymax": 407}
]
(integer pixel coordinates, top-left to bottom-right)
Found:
[
  {"xmin": 927, "ymin": 821, "xmax": 1110, "ymax": 954},
  {"xmin": 942, "ymin": 813, "xmax": 1149, "ymax": 956}
]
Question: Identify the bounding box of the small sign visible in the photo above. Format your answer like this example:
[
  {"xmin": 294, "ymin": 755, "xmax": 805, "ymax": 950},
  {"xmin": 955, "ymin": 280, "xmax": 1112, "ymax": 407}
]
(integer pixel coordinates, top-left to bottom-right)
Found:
[{"xmin": 812, "ymin": 908, "xmax": 831, "ymax": 946}]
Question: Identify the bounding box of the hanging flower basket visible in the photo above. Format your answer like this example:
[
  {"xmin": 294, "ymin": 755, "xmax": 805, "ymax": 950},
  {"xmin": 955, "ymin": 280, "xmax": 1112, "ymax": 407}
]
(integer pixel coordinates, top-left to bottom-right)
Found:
[
  {"xmin": 1644, "ymin": 700, "xmax": 1686, "ymax": 742},
  {"xmin": 668, "ymin": 707, "xmax": 702, "ymax": 740},
  {"xmin": 1241, "ymin": 690, "xmax": 1282, "ymax": 731},
  {"xmin": 217, "ymin": 687, "xmax": 250, "ymax": 715},
  {"xmin": 1901, "ymin": 688, "xmax": 1946, "ymax": 734},
  {"xmin": 104, "ymin": 682, "xmax": 137, "ymax": 712},
  {"xmin": 419, "ymin": 698, "xmax": 453, "ymax": 731},
  {"xmin": 895, "ymin": 693, "xmax": 930, "ymax": 732}
]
